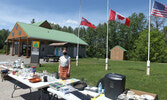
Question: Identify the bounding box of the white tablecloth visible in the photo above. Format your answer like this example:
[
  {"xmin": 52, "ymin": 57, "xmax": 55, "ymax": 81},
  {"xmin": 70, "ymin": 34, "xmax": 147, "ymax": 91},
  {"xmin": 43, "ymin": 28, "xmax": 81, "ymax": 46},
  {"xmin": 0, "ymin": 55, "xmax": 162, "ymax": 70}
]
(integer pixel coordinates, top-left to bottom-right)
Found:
[{"xmin": 8, "ymin": 73, "xmax": 59, "ymax": 89}]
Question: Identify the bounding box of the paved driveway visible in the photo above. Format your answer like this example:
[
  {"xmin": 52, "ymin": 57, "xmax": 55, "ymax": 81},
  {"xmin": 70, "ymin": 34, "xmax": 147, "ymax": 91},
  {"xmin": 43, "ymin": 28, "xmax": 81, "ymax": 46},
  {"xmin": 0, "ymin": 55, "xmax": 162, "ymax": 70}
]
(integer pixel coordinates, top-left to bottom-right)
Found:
[
  {"xmin": 0, "ymin": 54, "xmax": 56, "ymax": 64},
  {"xmin": 0, "ymin": 55, "xmax": 59, "ymax": 100}
]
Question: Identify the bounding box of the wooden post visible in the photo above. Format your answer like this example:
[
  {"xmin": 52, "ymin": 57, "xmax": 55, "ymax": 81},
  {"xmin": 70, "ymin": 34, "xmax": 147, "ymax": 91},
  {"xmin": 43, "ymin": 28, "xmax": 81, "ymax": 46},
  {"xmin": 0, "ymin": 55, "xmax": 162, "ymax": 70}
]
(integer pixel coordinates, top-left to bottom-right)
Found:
[
  {"xmin": 6, "ymin": 39, "xmax": 9, "ymax": 55},
  {"xmin": 12, "ymin": 39, "xmax": 14, "ymax": 56},
  {"xmin": 44, "ymin": 40, "xmax": 47, "ymax": 44},
  {"xmin": 18, "ymin": 37, "xmax": 21, "ymax": 57},
  {"xmin": 26, "ymin": 38, "xmax": 29, "ymax": 58}
]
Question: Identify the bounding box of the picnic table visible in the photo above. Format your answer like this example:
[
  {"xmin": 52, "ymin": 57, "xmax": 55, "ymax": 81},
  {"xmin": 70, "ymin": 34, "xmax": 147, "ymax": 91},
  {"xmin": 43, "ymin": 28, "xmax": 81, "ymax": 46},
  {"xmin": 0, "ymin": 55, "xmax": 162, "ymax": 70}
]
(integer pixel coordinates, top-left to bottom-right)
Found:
[
  {"xmin": 8, "ymin": 73, "xmax": 59, "ymax": 99},
  {"xmin": 47, "ymin": 87, "xmax": 110, "ymax": 100},
  {"xmin": 0, "ymin": 64, "xmax": 58, "ymax": 99},
  {"xmin": 43, "ymin": 55, "xmax": 60, "ymax": 62}
]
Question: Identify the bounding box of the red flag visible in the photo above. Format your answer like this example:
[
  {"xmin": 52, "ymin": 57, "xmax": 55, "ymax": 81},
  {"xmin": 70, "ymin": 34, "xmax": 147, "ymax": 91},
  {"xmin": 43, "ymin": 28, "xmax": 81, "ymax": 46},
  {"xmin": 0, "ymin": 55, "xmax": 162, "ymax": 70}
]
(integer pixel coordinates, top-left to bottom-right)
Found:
[
  {"xmin": 80, "ymin": 17, "xmax": 96, "ymax": 29},
  {"xmin": 109, "ymin": 9, "xmax": 130, "ymax": 26}
]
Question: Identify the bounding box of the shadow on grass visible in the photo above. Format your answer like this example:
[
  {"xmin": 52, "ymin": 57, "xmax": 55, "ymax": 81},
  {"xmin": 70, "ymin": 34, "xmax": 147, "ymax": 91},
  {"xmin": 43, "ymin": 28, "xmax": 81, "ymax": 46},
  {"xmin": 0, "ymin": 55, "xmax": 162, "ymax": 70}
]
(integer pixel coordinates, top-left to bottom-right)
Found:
[
  {"xmin": 71, "ymin": 59, "xmax": 76, "ymax": 62},
  {"xmin": 107, "ymin": 67, "xmax": 112, "ymax": 71}
]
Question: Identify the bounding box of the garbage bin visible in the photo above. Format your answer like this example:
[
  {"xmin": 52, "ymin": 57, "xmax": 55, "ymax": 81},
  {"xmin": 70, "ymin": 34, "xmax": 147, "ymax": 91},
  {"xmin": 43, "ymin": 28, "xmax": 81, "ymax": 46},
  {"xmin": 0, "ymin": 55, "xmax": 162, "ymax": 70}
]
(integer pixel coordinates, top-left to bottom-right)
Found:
[{"xmin": 104, "ymin": 73, "xmax": 126, "ymax": 99}]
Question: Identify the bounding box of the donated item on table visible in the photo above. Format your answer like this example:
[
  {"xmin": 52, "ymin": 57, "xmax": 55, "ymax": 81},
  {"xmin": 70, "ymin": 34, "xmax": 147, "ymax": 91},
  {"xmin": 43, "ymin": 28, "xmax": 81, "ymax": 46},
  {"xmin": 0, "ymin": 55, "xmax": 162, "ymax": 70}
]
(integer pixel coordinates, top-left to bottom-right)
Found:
[
  {"xmin": 72, "ymin": 81, "xmax": 87, "ymax": 90},
  {"xmin": 49, "ymin": 82, "xmax": 65, "ymax": 90},
  {"xmin": 80, "ymin": 89, "xmax": 100, "ymax": 98},
  {"xmin": 70, "ymin": 91, "xmax": 91, "ymax": 100},
  {"xmin": 1, "ymin": 69, "xmax": 9, "ymax": 82},
  {"xmin": 59, "ymin": 78, "xmax": 80, "ymax": 85},
  {"xmin": 15, "ymin": 59, "xmax": 21, "ymax": 67},
  {"xmin": 104, "ymin": 73, "xmax": 126, "ymax": 99},
  {"xmin": 96, "ymin": 77, "xmax": 105, "ymax": 88},
  {"xmin": 29, "ymin": 77, "xmax": 42, "ymax": 83},
  {"xmin": 117, "ymin": 89, "xmax": 158, "ymax": 100},
  {"xmin": 21, "ymin": 61, "xmax": 25, "ymax": 69},
  {"xmin": 31, "ymin": 66, "xmax": 36, "ymax": 74},
  {"xmin": 1, "ymin": 69, "xmax": 8, "ymax": 74},
  {"xmin": 85, "ymin": 86, "xmax": 98, "ymax": 92},
  {"xmin": 54, "ymin": 72, "xmax": 59, "ymax": 79},
  {"xmin": 131, "ymin": 89, "xmax": 158, "ymax": 100},
  {"xmin": 59, "ymin": 85, "xmax": 76, "ymax": 94},
  {"xmin": 43, "ymin": 76, "xmax": 48, "ymax": 82}
]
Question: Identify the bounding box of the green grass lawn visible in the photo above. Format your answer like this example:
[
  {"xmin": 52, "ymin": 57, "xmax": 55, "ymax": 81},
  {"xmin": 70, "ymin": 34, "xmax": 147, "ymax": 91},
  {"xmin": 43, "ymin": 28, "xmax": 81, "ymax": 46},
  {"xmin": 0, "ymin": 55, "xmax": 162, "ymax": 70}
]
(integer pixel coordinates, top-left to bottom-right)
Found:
[{"xmin": 36, "ymin": 58, "xmax": 167, "ymax": 99}]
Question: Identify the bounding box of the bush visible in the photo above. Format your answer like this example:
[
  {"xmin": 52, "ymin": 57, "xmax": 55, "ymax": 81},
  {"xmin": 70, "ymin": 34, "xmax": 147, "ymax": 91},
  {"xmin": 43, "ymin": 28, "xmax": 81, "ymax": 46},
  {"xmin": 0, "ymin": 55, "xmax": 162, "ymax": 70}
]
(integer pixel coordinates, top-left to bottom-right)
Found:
[{"xmin": 0, "ymin": 49, "xmax": 6, "ymax": 54}]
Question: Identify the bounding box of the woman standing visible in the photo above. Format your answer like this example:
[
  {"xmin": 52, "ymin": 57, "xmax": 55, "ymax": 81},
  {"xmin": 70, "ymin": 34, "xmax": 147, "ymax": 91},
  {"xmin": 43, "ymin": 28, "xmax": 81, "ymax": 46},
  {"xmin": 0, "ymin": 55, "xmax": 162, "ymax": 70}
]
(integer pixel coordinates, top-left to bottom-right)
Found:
[{"xmin": 59, "ymin": 48, "xmax": 71, "ymax": 80}]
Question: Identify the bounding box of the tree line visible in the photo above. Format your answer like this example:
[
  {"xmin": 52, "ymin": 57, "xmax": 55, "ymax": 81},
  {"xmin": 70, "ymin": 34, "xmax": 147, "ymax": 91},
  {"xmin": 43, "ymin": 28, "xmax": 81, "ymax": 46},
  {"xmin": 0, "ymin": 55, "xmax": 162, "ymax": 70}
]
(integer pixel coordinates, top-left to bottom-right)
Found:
[
  {"xmin": 0, "ymin": 29, "xmax": 10, "ymax": 52},
  {"xmin": 51, "ymin": 13, "xmax": 167, "ymax": 63}
]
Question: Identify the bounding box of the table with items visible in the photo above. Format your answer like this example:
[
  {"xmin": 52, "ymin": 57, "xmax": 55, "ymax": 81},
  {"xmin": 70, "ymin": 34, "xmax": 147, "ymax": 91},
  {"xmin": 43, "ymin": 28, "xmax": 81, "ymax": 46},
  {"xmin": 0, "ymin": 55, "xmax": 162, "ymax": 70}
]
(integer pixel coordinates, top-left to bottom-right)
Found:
[
  {"xmin": 0, "ymin": 60, "xmax": 60, "ymax": 99},
  {"xmin": 0, "ymin": 60, "xmax": 158, "ymax": 100}
]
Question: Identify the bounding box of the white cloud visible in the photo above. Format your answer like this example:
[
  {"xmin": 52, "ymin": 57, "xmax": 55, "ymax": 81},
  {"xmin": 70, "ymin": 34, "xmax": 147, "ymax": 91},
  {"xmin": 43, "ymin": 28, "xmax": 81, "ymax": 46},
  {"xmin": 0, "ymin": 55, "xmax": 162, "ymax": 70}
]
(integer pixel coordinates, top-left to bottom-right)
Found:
[
  {"xmin": 56, "ymin": 19, "xmax": 79, "ymax": 28},
  {"xmin": 65, "ymin": 19, "xmax": 78, "ymax": 25},
  {"xmin": 0, "ymin": 3, "xmax": 81, "ymax": 29},
  {"xmin": 0, "ymin": 2, "xmax": 106, "ymax": 30},
  {"xmin": 50, "ymin": 19, "xmax": 79, "ymax": 28},
  {"xmin": 0, "ymin": 22, "xmax": 7, "ymax": 26}
]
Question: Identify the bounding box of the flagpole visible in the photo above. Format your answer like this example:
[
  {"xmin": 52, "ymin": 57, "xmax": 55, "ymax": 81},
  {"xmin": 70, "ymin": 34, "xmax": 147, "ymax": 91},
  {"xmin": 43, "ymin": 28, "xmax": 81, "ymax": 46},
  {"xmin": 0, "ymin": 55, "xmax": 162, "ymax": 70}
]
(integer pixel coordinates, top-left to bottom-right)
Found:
[
  {"xmin": 147, "ymin": 0, "xmax": 151, "ymax": 75},
  {"xmin": 105, "ymin": 0, "xmax": 109, "ymax": 70},
  {"xmin": 76, "ymin": 0, "xmax": 81, "ymax": 66}
]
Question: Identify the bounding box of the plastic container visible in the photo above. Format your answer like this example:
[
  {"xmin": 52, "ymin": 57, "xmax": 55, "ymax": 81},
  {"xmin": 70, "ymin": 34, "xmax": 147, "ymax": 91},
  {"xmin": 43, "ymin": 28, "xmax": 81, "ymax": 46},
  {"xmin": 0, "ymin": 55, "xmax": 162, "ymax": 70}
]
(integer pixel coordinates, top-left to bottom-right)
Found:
[
  {"xmin": 104, "ymin": 73, "xmax": 126, "ymax": 99},
  {"xmin": 98, "ymin": 82, "xmax": 102, "ymax": 93}
]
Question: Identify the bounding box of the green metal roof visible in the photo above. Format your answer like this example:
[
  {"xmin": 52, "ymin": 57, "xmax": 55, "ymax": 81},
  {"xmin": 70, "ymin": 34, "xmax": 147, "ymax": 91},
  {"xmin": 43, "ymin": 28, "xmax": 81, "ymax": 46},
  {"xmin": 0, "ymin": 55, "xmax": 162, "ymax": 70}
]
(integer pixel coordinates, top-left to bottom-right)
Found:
[
  {"xmin": 17, "ymin": 22, "xmax": 88, "ymax": 46},
  {"xmin": 111, "ymin": 45, "xmax": 127, "ymax": 51},
  {"xmin": 32, "ymin": 20, "xmax": 46, "ymax": 26}
]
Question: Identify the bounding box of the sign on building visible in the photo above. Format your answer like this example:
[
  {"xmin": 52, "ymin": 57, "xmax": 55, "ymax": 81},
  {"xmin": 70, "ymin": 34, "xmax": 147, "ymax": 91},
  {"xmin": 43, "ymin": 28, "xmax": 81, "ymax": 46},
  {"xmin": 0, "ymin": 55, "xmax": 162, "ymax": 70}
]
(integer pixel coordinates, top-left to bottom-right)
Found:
[{"xmin": 31, "ymin": 41, "xmax": 40, "ymax": 66}]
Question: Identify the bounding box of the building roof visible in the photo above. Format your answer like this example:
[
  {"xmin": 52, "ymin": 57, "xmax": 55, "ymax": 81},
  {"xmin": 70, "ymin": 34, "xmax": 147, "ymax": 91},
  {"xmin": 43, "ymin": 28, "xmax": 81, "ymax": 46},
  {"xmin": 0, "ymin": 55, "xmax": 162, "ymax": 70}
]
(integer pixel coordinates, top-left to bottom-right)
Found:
[
  {"xmin": 32, "ymin": 20, "xmax": 46, "ymax": 26},
  {"xmin": 111, "ymin": 45, "xmax": 127, "ymax": 51},
  {"xmin": 17, "ymin": 22, "xmax": 88, "ymax": 46}
]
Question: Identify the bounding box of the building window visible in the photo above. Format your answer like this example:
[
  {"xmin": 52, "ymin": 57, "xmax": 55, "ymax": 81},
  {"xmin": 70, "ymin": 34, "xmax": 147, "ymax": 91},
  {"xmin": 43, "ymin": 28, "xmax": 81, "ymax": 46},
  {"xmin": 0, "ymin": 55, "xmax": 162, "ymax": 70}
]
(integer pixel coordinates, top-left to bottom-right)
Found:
[
  {"xmin": 16, "ymin": 25, "xmax": 18, "ymax": 30},
  {"xmin": 12, "ymin": 32, "xmax": 14, "ymax": 37},
  {"xmin": 19, "ymin": 30, "xmax": 21, "ymax": 35}
]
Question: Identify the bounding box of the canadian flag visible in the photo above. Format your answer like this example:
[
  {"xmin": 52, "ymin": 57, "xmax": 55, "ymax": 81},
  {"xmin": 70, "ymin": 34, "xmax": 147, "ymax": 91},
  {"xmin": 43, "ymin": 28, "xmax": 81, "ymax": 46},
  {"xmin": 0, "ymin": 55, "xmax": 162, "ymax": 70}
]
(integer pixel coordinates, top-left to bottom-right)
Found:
[{"xmin": 109, "ymin": 9, "xmax": 130, "ymax": 26}]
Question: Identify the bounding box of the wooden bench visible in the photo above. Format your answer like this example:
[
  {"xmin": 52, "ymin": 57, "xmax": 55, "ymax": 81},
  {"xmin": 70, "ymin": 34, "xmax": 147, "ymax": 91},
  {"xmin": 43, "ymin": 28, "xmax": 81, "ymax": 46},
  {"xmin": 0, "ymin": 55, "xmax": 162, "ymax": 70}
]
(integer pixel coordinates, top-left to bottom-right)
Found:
[{"xmin": 43, "ymin": 55, "xmax": 60, "ymax": 62}]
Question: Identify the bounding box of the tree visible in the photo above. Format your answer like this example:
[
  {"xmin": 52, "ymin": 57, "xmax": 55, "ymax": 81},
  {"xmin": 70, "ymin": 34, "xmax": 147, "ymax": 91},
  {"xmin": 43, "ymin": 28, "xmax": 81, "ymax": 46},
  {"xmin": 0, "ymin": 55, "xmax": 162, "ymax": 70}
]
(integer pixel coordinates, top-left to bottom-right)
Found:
[
  {"xmin": 0, "ymin": 29, "xmax": 10, "ymax": 49},
  {"xmin": 31, "ymin": 19, "xmax": 35, "ymax": 24},
  {"xmin": 121, "ymin": 13, "xmax": 147, "ymax": 59},
  {"xmin": 50, "ymin": 23, "xmax": 62, "ymax": 30},
  {"xmin": 84, "ymin": 27, "xmax": 97, "ymax": 57},
  {"xmin": 62, "ymin": 26, "xmax": 68, "ymax": 32},
  {"xmin": 163, "ymin": 26, "xmax": 167, "ymax": 42},
  {"xmin": 95, "ymin": 23, "xmax": 107, "ymax": 58},
  {"xmin": 151, "ymin": 16, "xmax": 166, "ymax": 30},
  {"xmin": 130, "ymin": 29, "xmax": 167, "ymax": 62},
  {"xmin": 67, "ymin": 26, "xmax": 73, "ymax": 33}
]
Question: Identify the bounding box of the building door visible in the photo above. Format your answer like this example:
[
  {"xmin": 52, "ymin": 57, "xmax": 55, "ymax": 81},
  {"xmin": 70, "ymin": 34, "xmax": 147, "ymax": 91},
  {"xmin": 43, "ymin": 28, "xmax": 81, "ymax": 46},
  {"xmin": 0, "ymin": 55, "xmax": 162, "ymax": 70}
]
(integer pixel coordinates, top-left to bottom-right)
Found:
[
  {"xmin": 22, "ymin": 42, "xmax": 31, "ymax": 56},
  {"xmin": 14, "ymin": 42, "xmax": 19, "ymax": 55}
]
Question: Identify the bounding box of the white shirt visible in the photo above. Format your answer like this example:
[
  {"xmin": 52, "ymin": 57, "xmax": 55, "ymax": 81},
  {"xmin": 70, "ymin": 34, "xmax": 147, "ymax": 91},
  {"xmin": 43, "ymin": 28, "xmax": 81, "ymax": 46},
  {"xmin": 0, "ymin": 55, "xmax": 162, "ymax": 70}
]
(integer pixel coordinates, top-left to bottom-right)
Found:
[{"xmin": 59, "ymin": 55, "xmax": 71, "ymax": 67}]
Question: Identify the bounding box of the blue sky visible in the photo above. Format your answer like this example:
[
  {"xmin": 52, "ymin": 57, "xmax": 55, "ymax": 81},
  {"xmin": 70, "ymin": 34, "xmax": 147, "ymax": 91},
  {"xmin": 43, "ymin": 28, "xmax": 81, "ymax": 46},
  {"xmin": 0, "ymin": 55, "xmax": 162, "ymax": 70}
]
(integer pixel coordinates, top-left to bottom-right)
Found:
[{"xmin": 0, "ymin": 0, "xmax": 167, "ymax": 30}]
